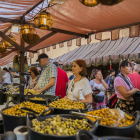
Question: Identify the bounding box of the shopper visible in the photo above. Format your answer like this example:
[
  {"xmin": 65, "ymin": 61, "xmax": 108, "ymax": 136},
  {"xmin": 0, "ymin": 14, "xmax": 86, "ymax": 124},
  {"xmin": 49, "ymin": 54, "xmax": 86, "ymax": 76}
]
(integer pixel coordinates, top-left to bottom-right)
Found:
[
  {"xmin": 34, "ymin": 53, "xmax": 57, "ymax": 95},
  {"xmin": 1, "ymin": 67, "xmax": 12, "ymax": 85},
  {"xmin": 106, "ymin": 69, "xmax": 115, "ymax": 100},
  {"xmin": 53, "ymin": 62, "xmax": 68, "ymax": 98},
  {"xmin": 27, "ymin": 66, "xmax": 40, "ymax": 89},
  {"xmin": 128, "ymin": 64, "xmax": 140, "ymax": 90},
  {"xmin": 114, "ymin": 60, "xmax": 139, "ymax": 114},
  {"xmin": 90, "ymin": 69, "xmax": 108, "ymax": 110},
  {"xmin": 67, "ymin": 59, "xmax": 92, "ymax": 104},
  {"xmin": 131, "ymin": 60, "xmax": 136, "ymax": 72}
]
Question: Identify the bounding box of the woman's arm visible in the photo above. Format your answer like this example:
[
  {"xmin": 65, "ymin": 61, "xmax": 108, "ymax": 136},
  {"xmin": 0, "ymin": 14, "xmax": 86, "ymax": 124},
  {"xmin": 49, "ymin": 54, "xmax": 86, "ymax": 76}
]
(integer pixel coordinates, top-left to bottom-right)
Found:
[
  {"xmin": 27, "ymin": 84, "xmax": 29, "ymax": 89},
  {"xmin": 80, "ymin": 93, "xmax": 92, "ymax": 104},
  {"xmin": 101, "ymin": 79, "xmax": 109, "ymax": 89},
  {"xmin": 117, "ymin": 86, "xmax": 139, "ymax": 99}
]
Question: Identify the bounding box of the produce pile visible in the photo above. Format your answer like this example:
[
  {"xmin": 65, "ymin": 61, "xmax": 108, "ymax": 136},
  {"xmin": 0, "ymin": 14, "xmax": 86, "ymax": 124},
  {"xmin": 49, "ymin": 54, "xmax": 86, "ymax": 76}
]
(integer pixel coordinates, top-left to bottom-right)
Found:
[
  {"xmin": 3, "ymin": 101, "xmax": 49, "ymax": 116},
  {"xmin": 6, "ymin": 87, "xmax": 39, "ymax": 95},
  {"xmin": 86, "ymin": 108, "xmax": 134, "ymax": 127},
  {"xmin": 24, "ymin": 89, "xmax": 39, "ymax": 95},
  {"xmin": 30, "ymin": 96, "xmax": 45, "ymax": 101},
  {"xmin": 6, "ymin": 86, "xmax": 20, "ymax": 95},
  {"xmin": 49, "ymin": 98, "xmax": 85, "ymax": 109},
  {"xmin": 32, "ymin": 115, "xmax": 92, "ymax": 135}
]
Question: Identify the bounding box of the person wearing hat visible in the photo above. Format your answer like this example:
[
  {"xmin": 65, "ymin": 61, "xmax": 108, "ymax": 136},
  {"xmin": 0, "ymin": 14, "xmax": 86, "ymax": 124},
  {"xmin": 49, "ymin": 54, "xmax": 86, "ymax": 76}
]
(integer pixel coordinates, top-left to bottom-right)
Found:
[{"xmin": 33, "ymin": 53, "xmax": 57, "ymax": 95}]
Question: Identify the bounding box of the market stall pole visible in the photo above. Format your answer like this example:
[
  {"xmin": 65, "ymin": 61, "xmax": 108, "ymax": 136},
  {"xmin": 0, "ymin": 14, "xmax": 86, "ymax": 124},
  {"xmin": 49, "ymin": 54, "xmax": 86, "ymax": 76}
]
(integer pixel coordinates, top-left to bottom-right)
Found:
[{"xmin": 20, "ymin": 35, "xmax": 25, "ymax": 102}]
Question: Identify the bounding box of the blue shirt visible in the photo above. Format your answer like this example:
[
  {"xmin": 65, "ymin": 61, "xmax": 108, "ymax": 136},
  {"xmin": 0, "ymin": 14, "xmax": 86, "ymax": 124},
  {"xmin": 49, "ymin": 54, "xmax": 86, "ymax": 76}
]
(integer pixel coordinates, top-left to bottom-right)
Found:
[{"xmin": 37, "ymin": 62, "xmax": 57, "ymax": 95}]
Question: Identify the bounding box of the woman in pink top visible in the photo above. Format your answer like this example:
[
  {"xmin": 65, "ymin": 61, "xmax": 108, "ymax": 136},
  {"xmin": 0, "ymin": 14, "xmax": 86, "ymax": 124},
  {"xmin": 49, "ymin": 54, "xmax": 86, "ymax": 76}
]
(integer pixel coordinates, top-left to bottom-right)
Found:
[{"xmin": 114, "ymin": 60, "xmax": 139, "ymax": 114}]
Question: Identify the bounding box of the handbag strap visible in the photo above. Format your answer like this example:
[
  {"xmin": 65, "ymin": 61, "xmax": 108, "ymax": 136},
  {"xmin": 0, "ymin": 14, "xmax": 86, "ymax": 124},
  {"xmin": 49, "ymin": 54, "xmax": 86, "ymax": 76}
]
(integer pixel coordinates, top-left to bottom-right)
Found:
[
  {"xmin": 67, "ymin": 79, "xmax": 74, "ymax": 94},
  {"xmin": 118, "ymin": 74, "xmax": 134, "ymax": 90}
]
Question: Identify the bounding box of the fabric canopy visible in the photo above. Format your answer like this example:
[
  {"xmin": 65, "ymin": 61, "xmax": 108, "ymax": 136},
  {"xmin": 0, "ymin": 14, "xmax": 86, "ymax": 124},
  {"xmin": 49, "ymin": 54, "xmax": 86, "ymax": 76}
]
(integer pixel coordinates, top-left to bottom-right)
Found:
[
  {"xmin": 0, "ymin": 51, "xmax": 17, "ymax": 66},
  {"xmin": 1, "ymin": 0, "xmax": 140, "ymax": 50},
  {"xmin": 52, "ymin": 36, "xmax": 140, "ymax": 67},
  {"xmin": 0, "ymin": 0, "xmax": 140, "ymax": 66}
]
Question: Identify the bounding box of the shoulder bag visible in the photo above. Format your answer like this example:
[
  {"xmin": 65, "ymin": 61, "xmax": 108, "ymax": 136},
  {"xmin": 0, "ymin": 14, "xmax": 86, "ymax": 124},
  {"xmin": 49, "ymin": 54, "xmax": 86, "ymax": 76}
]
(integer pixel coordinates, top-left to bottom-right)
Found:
[{"xmin": 92, "ymin": 80, "xmax": 105, "ymax": 103}]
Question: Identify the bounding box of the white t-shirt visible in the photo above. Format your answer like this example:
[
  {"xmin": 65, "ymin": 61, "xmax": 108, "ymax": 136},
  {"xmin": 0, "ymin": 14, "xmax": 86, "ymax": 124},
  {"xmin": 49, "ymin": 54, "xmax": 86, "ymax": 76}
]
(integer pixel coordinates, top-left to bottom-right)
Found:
[
  {"xmin": 67, "ymin": 77, "xmax": 92, "ymax": 101},
  {"xmin": 90, "ymin": 80, "xmax": 106, "ymax": 97},
  {"xmin": 3, "ymin": 72, "xmax": 12, "ymax": 84}
]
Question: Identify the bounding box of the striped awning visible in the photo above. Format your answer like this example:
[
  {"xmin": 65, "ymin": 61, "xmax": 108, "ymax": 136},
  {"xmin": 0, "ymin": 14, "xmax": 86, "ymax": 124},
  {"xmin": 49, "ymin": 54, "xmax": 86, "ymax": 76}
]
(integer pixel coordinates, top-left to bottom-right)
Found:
[{"xmin": 53, "ymin": 36, "xmax": 140, "ymax": 67}]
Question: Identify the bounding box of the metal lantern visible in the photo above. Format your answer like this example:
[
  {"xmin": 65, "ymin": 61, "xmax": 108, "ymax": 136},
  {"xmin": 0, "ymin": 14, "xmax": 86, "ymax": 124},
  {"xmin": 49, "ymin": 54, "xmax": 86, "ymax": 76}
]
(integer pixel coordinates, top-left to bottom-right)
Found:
[
  {"xmin": 0, "ymin": 41, "xmax": 6, "ymax": 53},
  {"xmin": 79, "ymin": 0, "xmax": 98, "ymax": 7},
  {"xmin": 19, "ymin": 24, "xmax": 40, "ymax": 44},
  {"xmin": 22, "ymin": 33, "xmax": 40, "ymax": 44},
  {"xmin": 19, "ymin": 24, "xmax": 35, "ymax": 34},
  {"xmin": 34, "ymin": 11, "xmax": 54, "ymax": 30},
  {"xmin": 2, "ymin": 35, "xmax": 16, "ymax": 48},
  {"xmin": 99, "ymin": 0, "xmax": 123, "ymax": 5}
]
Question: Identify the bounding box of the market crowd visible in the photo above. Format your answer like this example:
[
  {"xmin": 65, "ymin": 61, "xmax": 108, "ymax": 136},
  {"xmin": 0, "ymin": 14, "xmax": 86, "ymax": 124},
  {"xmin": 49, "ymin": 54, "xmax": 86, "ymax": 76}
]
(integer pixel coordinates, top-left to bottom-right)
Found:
[{"xmin": 1, "ymin": 53, "xmax": 140, "ymax": 115}]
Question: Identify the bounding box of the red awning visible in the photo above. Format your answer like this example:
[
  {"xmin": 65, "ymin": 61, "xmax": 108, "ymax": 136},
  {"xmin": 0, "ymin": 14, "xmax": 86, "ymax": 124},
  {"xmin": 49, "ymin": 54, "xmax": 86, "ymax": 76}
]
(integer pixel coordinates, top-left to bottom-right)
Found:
[{"xmin": 0, "ymin": 0, "xmax": 140, "ymax": 66}]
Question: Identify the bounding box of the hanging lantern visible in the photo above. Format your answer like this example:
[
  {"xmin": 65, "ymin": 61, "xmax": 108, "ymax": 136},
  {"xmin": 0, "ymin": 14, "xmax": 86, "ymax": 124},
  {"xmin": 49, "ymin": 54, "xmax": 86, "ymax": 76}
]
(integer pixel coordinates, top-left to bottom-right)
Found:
[
  {"xmin": 99, "ymin": 0, "xmax": 123, "ymax": 6},
  {"xmin": 79, "ymin": 0, "xmax": 98, "ymax": 7},
  {"xmin": 20, "ymin": 24, "xmax": 40, "ymax": 44},
  {"xmin": 2, "ymin": 35, "xmax": 16, "ymax": 48},
  {"xmin": 22, "ymin": 33, "xmax": 40, "ymax": 44},
  {"xmin": 0, "ymin": 41, "xmax": 6, "ymax": 53},
  {"xmin": 19, "ymin": 24, "xmax": 35, "ymax": 34},
  {"xmin": 34, "ymin": 11, "xmax": 54, "ymax": 30}
]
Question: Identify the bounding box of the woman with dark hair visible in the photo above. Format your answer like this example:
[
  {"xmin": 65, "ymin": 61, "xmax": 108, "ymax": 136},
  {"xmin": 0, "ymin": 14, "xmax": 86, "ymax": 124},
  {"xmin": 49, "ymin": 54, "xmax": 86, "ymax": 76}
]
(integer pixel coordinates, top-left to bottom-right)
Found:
[
  {"xmin": 105, "ymin": 69, "xmax": 115, "ymax": 99},
  {"xmin": 90, "ymin": 69, "xmax": 109, "ymax": 110},
  {"xmin": 27, "ymin": 66, "xmax": 40, "ymax": 89},
  {"xmin": 114, "ymin": 60, "xmax": 139, "ymax": 114},
  {"xmin": 67, "ymin": 59, "xmax": 92, "ymax": 104},
  {"xmin": 1, "ymin": 67, "xmax": 12, "ymax": 85}
]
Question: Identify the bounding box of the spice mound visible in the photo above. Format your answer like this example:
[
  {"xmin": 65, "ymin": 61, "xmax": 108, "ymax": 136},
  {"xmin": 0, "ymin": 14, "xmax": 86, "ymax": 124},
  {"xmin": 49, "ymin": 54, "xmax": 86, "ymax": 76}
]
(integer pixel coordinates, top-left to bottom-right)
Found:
[
  {"xmin": 30, "ymin": 97, "xmax": 45, "ymax": 101},
  {"xmin": 3, "ymin": 101, "xmax": 49, "ymax": 116},
  {"xmin": 24, "ymin": 89, "xmax": 39, "ymax": 95},
  {"xmin": 49, "ymin": 98, "xmax": 85, "ymax": 109},
  {"xmin": 86, "ymin": 108, "xmax": 134, "ymax": 127},
  {"xmin": 32, "ymin": 115, "xmax": 92, "ymax": 135}
]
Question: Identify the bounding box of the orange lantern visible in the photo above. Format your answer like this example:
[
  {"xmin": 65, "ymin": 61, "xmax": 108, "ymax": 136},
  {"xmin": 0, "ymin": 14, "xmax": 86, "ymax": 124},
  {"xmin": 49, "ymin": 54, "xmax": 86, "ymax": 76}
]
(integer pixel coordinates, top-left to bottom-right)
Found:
[
  {"xmin": 34, "ymin": 11, "xmax": 54, "ymax": 30},
  {"xmin": 2, "ymin": 35, "xmax": 16, "ymax": 48},
  {"xmin": 0, "ymin": 41, "xmax": 6, "ymax": 53},
  {"xmin": 79, "ymin": 0, "xmax": 98, "ymax": 7}
]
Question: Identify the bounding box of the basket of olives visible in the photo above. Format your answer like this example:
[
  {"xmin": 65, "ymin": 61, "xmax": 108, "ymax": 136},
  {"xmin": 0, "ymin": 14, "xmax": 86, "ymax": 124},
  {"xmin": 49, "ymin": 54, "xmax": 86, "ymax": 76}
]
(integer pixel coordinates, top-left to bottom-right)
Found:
[
  {"xmin": 27, "ymin": 113, "xmax": 100, "ymax": 140},
  {"xmin": 25, "ymin": 92, "xmax": 61, "ymax": 105},
  {"xmin": 76, "ymin": 129, "xmax": 140, "ymax": 140},
  {"xmin": 48, "ymin": 98, "xmax": 91, "ymax": 114},
  {"xmin": 1, "ymin": 100, "xmax": 54, "ymax": 132},
  {"xmin": 78, "ymin": 108, "xmax": 140, "ymax": 137}
]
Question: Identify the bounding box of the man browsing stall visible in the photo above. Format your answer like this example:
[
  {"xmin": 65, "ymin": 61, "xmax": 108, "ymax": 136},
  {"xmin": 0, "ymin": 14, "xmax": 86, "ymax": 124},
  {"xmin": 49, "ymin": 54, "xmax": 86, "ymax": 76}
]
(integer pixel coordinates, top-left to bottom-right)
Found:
[{"xmin": 34, "ymin": 53, "xmax": 57, "ymax": 95}]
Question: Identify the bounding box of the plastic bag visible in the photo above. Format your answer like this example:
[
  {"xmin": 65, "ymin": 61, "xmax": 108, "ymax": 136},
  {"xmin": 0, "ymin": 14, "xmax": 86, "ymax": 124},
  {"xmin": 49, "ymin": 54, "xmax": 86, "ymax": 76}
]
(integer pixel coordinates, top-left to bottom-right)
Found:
[{"xmin": 105, "ymin": 109, "xmax": 126, "ymax": 127}]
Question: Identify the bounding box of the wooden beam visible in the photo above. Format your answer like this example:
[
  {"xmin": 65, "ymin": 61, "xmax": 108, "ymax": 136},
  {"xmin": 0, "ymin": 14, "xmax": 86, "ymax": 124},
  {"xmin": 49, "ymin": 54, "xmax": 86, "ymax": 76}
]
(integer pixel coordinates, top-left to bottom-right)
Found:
[
  {"xmin": 49, "ymin": 27, "xmax": 87, "ymax": 38},
  {"xmin": 24, "ymin": 31, "xmax": 57, "ymax": 51},
  {"xmin": 0, "ymin": 17, "xmax": 20, "ymax": 24},
  {"xmin": 20, "ymin": 34, "xmax": 25, "ymax": 102},
  {"xmin": 3, "ymin": 0, "xmax": 44, "ymax": 33},
  {"xmin": 0, "ymin": 48, "xmax": 17, "ymax": 59},
  {"xmin": 22, "ymin": 0, "xmax": 44, "ymax": 18},
  {"xmin": 0, "ymin": 31, "xmax": 23, "ymax": 51}
]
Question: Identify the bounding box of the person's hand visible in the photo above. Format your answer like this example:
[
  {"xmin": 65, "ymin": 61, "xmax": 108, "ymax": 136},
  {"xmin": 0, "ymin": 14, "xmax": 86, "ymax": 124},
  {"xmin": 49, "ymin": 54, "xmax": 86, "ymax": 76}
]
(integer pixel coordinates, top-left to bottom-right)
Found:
[
  {"xmin": 133, "ymin": 88, "xmax": 139, "ymax": 94},
  {"xmin": 101, "ymin": 76, "xmax": 104, "ymax": 83},
  {"xmin": 64, "ymin": 96, "xmax": 68, "ymax": 99},
  {"xmin": 37, "ymin": 89, "xmax": 43, "ymax": 92}
]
